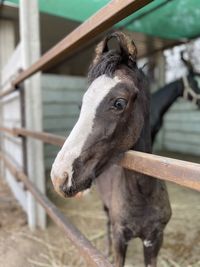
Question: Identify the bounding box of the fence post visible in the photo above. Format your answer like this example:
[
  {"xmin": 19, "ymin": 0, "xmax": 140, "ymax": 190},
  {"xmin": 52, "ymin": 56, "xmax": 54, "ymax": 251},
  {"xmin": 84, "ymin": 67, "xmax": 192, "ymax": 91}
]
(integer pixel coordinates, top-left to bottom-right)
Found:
[
  {"xmin": 19, "ymin": 0, "xmax": 46, "ymax": 229},
  {"xmin": 0, "ymin": 20, "xmax": 15, "ymax": 179}
]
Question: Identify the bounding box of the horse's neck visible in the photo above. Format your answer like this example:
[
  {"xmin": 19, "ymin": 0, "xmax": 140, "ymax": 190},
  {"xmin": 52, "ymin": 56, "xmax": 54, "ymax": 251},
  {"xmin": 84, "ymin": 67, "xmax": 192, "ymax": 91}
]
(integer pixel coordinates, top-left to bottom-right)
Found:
[
  {"xmin": 127, "ymin": 116, "xmax": 157, "ymax": 194},
  {"xmin": 151, "ymin": 79, "xmax": 183, "ymax": 117},
  {"xmin": 133, "ymin": 113, "xmax": 152, "ymax": 153},
  {"xmin": 122, "ymin": 79, "xmax": 184, "ymax": 194}
]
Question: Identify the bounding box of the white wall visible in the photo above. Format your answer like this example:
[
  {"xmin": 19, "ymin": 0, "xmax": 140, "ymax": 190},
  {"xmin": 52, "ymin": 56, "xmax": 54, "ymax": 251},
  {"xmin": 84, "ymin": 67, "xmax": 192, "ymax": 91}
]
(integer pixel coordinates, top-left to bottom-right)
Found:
[{"xmin": 0, "ymin": 35, "xmax": 28, "ymax": 211}]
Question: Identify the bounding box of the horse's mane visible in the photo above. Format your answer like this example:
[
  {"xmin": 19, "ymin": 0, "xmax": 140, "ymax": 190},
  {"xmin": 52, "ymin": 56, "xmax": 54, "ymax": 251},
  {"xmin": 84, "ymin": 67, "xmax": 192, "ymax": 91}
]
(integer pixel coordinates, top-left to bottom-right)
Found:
[{"xmin": 88, "ymin": 50, "xmax": 121, "ymax": 83}]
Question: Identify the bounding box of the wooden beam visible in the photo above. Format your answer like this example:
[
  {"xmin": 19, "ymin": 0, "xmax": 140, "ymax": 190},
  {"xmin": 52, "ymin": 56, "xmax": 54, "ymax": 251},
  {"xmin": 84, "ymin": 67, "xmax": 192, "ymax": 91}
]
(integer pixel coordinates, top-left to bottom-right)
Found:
[
  {"xmin": 121, "ymin": 151, "xmax": 200, "ymax": 192},
  {"xmin": 0, "ymin": 0, "xmax": 152, "ymax": 98},
  {"xmin": 0, "ymin": 152, "xmax": 113, "ymax": 267}
]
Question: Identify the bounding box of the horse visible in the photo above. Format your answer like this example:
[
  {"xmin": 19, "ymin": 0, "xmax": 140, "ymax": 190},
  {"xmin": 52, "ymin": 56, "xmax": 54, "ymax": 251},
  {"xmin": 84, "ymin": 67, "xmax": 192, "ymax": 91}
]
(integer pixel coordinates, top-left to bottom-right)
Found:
[
  {"xmin": 96, "ymin": 51, "xmax": 200, "ymax": 265},
  {"xmin": 151, "ymin": 53, "xmax": 200, "ymax": 143},
  {"xmin": 51, "ymin": 31, "xmax": 171, "ymax": 267}
]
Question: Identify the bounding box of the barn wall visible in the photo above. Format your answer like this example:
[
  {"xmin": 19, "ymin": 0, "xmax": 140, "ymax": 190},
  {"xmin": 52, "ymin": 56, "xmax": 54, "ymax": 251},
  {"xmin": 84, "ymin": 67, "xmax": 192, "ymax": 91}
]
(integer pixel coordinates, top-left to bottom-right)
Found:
[
  {"xmin": 1, "ymin": 14, "xmax": 47, "ymax": 228},
  {"xmin": 161, "ymin": 98, "xmax": 200, "ymax": 155},
  {"xmin": 1, "ymin": 93, "xmax": 27, "ymax": 211},
  {"xmin": 41, "ymin": 74, "xmax": 87, "ymax": 171},
  {"xmin": 0, "ymin": 37, "xmax": 28, "ymax": 211}
]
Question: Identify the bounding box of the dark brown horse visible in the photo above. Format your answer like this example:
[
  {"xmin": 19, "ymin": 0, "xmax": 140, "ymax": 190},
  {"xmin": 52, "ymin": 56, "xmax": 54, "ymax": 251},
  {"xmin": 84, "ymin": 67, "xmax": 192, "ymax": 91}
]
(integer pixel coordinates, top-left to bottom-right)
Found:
[
  {"xmin": 51, "ymin": 32, "xmax": 171, "ymax": 267},
  {"xmin": 151, "ymin": 52, "xmax": 200, "ymax": 143}
]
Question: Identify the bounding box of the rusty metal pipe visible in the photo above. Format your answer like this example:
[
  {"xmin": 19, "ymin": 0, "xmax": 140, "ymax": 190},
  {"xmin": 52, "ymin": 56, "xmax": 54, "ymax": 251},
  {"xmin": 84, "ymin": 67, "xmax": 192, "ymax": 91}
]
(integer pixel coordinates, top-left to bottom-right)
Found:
[
  {"xmin": 0, "ymin": 0, "xmax": 152, "ymax": 98},
  {"xmin": 0, "ymin": 152, "xmax": 113, "ymax": 267},
  {"xmin": 0, "ymin": 126, "xmax": 65, "ymax": 146},
  {"xmin": 1, "ymin": 126, "xmax": 200, "ymax": 192},
  {"xmin": 121, "ymin": 151, "xmax": 200, "ymax": 192}
]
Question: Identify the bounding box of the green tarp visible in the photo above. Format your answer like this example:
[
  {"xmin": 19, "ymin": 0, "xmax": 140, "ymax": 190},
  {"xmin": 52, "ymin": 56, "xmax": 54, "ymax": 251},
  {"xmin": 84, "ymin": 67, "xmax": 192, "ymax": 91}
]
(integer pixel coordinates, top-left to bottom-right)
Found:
[{"xmin": 5, "ymin": 0, "xmax": 200, "ymax": 40}]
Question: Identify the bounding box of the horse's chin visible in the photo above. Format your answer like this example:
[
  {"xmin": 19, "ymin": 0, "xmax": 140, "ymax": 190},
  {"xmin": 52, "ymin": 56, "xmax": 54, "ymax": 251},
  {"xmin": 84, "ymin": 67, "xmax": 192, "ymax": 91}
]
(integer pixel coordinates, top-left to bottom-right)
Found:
[{"xmin": 62, "ymin": 176, "xmax": 93, "ymax": 198}]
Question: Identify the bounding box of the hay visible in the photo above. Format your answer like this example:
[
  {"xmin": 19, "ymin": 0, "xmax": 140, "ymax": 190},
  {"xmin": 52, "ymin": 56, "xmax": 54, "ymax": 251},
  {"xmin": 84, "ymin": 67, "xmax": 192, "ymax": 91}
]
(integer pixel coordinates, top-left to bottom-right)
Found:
[{"xmin": 23, "ymin": 229, "xmax": 106, "ymax": 267}]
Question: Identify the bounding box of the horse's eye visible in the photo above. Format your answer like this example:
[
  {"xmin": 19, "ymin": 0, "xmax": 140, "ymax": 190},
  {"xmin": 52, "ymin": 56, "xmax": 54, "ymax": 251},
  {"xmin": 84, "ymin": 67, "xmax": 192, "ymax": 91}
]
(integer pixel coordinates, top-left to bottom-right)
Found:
[{"xmin": 113, "ymin": 98, "xmax": 127, "ymax": 110}]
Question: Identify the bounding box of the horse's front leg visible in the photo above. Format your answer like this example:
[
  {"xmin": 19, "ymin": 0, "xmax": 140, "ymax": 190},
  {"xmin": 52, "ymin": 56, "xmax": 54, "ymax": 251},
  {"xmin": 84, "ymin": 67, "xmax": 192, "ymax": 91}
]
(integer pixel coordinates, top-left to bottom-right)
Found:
[
  {"xmin": 113, "ymin": 227, "xmax": 128, "ymax": 267},
  {"xmin": 103, "ymin": 205, "xmax": 112, "ymax": 258},
  {"xmin": 143, "ymin": 232, "xmax": 163, "ymax": 267}
]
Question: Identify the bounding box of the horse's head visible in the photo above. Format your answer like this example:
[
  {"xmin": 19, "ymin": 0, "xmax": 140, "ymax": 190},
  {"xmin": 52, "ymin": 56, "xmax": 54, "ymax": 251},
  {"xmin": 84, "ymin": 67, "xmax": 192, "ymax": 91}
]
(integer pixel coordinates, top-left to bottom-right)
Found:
[
  {"xmin": 51, "ymin": 32, "xmax": 149, "ymax": 198},
  {"xmin": 181, "ymin": 51, "xmax": 200, "ymax": 108}
]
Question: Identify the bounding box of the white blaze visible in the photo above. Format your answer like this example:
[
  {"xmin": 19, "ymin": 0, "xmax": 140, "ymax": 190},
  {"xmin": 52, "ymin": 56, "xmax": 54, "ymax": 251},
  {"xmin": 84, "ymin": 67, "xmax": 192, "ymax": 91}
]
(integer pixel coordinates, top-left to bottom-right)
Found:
[{"xmin": 51, "ymin": 75, "xmax": 120, "ymax": 188}]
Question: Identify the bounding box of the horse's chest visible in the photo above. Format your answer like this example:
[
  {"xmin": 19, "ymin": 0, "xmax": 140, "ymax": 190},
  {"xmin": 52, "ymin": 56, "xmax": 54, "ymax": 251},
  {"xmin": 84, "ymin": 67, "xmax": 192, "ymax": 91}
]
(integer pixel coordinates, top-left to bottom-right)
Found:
[{"xmin": 112, "ymin": 203, "xmax": 164, "ymax": 240}]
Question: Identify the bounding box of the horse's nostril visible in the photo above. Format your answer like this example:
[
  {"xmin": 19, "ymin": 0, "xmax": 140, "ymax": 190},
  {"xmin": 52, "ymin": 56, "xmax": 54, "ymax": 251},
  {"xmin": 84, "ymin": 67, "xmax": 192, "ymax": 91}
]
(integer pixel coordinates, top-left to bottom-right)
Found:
[{"xmin": 61, "ymin": 172, "xmax": 69, "ymax": 192}]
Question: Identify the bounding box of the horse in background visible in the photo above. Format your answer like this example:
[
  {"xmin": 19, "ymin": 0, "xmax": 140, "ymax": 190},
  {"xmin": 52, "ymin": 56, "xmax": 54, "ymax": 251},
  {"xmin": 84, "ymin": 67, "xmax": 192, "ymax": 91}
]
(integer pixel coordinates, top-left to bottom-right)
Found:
[
  {"xmin": 51, "ymin": 32, "xmax": 172, "ymax": 267},
  {"xmin": 151, "ymin": 52, "xmax": 200, "ymax": 143}
]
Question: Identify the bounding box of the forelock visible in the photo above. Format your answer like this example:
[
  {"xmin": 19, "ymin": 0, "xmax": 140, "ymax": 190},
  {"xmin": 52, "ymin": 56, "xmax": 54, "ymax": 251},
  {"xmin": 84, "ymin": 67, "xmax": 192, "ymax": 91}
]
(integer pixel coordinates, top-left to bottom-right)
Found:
[{"xmin": 88, "ymin": 50, "xmax": 122, "ymax": 83}]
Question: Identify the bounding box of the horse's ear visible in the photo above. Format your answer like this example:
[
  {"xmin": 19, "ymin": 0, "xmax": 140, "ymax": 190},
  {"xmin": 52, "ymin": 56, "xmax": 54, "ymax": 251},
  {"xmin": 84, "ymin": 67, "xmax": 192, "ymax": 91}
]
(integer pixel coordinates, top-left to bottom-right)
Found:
[
  {"xmin": 92, "ymin": 38, "xmax": 109, "ymax": 66},
  {"xmin": 108, "ymin": 31, "xmax": 137, "ymax": 62},
  {"xmin": 92, "ymin": 31, "xmax": 137, "ymax": 66}
]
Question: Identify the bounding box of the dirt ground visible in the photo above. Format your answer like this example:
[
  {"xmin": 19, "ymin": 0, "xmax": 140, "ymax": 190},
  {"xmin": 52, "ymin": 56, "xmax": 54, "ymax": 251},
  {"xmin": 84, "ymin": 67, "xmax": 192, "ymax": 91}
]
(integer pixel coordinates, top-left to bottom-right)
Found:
[{"xmin": 0, "ymin": 151, "xmax": 200, "ymax": 267}]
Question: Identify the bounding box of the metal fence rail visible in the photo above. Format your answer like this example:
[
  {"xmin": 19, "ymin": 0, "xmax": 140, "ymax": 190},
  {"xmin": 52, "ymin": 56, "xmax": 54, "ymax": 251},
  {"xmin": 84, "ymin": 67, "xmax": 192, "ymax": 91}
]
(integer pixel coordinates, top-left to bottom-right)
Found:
[
  {"xmin": 0, "ymin": 0, "xmax": 152, "ymax": 98},
  {"xmin": 121, "ymin": 151, "xmax": 200, "ymax": 192},
  {"xmin": 1, "ymin": 126, "xmax": 200, "ymax": 192},
  {"xmin": 0, "ymin": 126, "xmax": 65, "ymax": 146},
  {"xmin": 0, "ymin": 152, "xmax": 113, "ymax": 267}
]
